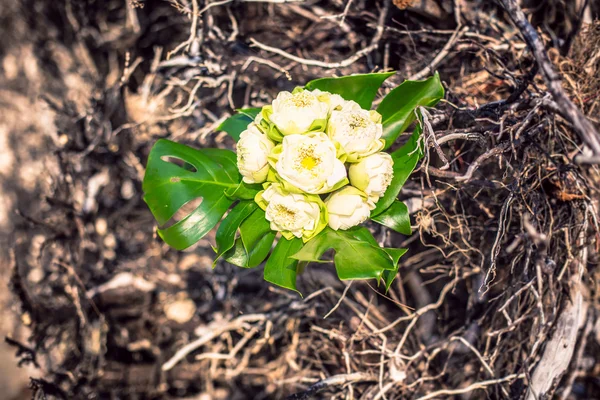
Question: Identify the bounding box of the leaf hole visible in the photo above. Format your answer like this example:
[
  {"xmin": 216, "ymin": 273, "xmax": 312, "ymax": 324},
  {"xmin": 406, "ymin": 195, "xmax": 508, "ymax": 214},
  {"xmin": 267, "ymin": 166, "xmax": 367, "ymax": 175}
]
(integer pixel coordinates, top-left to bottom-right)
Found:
[
  {"xmin": 161, "ymin": 197, "xmax": 203, "ymax": 229},
  {"xmin": 161, "ymin": 156, "xmax": 198, "ymax": 173}
]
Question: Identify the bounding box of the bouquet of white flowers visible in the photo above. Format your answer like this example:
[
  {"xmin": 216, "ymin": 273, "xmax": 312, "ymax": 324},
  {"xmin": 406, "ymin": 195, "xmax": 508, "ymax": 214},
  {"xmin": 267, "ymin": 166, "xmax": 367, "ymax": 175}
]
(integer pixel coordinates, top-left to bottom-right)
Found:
[{"xmin": 143, "ymin": 72, "xmax": 443, "ymax": 294}]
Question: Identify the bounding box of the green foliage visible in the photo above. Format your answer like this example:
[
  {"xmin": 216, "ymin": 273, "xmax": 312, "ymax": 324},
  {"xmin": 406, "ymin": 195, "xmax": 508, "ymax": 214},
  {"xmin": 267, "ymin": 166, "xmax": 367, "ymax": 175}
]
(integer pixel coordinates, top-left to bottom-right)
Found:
[
  {"xmin": 143, "ymin": 139, "xmax": 239, "ymax": 250},
  {"xmin": 292, "ymin": 227, "xmax": 402, "ymax": 281},
  {"xmin": 372, "ymin": 201, "xmax": 411, "ymax": 235},
  {"xmin": 223, "ymin": 208, "xmax": 276, "ymax": 268},
  {"xmin": 372, "ymin": 124, "xmax": 423, "ymax": 216},
  {"xmin": 377, "ymin": 72, "xmax": 444, "ymax": 149},
  {"xmin": 237, "ymin": 108, "xmax": 262, "ymax": 120},
  {"xmin": 225, "ymin": 181, "xmax": 262, "ymax": 200},
  {"xmin": 217, "ymin": 107, "xmax": 262, "ymax": 141},
  {"xmin": 305, "ymin": 72, "xmax": 396, "ymax": 109},
  {"xmin": 264, "ymin": 237, "xmax": 304, "ymax": 294},
  {"xmin": 214, "ymin": 201, "xmax": 258, "ymax": 264}
]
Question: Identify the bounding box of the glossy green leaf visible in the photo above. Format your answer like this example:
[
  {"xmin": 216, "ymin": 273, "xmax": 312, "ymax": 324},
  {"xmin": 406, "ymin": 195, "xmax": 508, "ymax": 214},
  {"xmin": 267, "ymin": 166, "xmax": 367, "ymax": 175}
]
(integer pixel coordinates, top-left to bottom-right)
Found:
[
  {"xmin": 239, "ymin": 208, "xmax": 271, "ymax": 248},
  {"xmin": 142, "ymin": 139, "xmax": 239, "ymax": 250},
  {"xmin": 372, "ymin": 201, "xmax": 412, "ymax": 235},
  {"xmin": 305, "ymin": 72, "xmax": 395, "ymax": 109},
  {"xmin": 349, "ymin": 228, "xmax": 406, "ymax": 290},
  {"xmin": 240, "ymin": 208, "xmax": 274, "ymax": 265},
  {"xmin": 223, "ymin": 233, "xmax": 275, "ymax": 268},
  {"xmin": 377, "ymin": 72, "xmax": 444, "ymax": 149},
  {"xmin": 217, "ymin": 107, "xmax": 262, "ymax": 141},
  {"xmin": 225, "ymin": 181, "xmax": 262, "ymax": 200},
  {"xmin": 224, "ymin": 208, "xmax": 275, "ymax": 268},
  {"xmin": 264, "ymin": 237, "xmax": 304, "ymax": 294},
  {"xmin": 381, "ymin": 247, "xmax": 408, "ymax": 290},
  {"xmin": 238, "ymin": 107, "xmax": 262, "ymax": 120},
  {"xmin": 199, "ymin": 148, "xmax": 240, "ymax": 182},
  {"xmin": 350, "ymin": 227, "xmax": 407, "ymax": 291},
  {"xmin": 291, "ymin": 227, "xmax": 399, "ymax": 280},
  {"xmin": 372, "ymin": 124, "xmax": 423, "ymax": 216},
  {"xmin": 214, "ymin": 201, "xmax": 258, "ymax": 265},
  {"xmin": 343, "ymin": 225, "xmax": 377, "ymax": 246}
]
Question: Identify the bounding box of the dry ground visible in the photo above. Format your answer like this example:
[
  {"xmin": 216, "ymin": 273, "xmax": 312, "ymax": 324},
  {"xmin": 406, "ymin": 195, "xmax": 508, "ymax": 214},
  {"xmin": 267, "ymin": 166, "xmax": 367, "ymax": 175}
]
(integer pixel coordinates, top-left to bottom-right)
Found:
[{"xmin": 1, "ymin": 0, "xmax": 600, "ymax": 399}]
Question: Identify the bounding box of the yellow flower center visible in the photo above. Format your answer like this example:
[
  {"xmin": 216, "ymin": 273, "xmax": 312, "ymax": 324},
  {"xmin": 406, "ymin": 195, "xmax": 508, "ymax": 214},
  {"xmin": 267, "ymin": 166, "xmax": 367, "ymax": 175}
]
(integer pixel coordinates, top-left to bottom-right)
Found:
[
  {"xmin": 301, "ymin": 155, "xmax": 318, "ymax": 170},
  {"xmin": 272, "ymin": 204, "xmax": 297, "ymax": 228},
  {"xmin": 274, "ymin": 204, "xmax": 295, "ymax": 217},
  {"xmin": 348, "ymin": 113, "xmax": 369, "ymax": 130},
  {"xmin": 294, "ymin": 144, "xmax": 321, "ymax": 173},
  {"xmin": 287, "ymin": 92, "xmax": 315, "ymax": 108}
]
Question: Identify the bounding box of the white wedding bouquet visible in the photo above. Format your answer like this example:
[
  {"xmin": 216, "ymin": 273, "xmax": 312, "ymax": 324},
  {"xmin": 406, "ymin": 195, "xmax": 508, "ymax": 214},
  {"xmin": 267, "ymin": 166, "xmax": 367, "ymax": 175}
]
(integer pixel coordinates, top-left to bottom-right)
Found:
[
  {"xmin": 143, "ymin": 72, "xmax": 443, "ymax": 294},
  {"xmin": 238, "ymin": 88, "xmax": 393, "ymax": 242}
]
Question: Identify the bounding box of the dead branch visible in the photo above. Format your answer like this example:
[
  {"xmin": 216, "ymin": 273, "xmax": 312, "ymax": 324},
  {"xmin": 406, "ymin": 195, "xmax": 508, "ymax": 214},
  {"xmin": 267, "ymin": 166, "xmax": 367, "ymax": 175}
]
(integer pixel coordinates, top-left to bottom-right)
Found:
[
  {"xmin": 499, "ymin": 0, "xmax": 600, "ymax": 154},
  {"xmin": 525, "ymin": 207, "xmax": 590, "ymax": 399}
]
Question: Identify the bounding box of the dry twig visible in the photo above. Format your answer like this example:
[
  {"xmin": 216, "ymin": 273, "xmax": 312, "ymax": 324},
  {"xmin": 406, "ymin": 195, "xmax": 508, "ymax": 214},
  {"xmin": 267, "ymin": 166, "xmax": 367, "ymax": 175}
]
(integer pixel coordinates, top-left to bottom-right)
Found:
[{"xmin": 499, "ymin": 0, "xmax": 600, "ymax": 154}]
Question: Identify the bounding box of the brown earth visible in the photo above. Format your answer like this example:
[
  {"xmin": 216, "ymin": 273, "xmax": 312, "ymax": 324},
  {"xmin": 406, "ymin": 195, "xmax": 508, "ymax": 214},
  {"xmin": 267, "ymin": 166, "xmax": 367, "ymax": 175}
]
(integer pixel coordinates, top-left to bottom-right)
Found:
[{"xmin": 1, "ymin": 0, "xmax": 600, "ymax": 399}]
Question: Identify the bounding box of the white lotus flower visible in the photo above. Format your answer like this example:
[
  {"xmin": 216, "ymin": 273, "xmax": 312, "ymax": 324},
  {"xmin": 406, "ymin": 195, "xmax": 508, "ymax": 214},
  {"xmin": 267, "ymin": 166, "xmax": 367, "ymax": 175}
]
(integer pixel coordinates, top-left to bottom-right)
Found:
[
  {"xmin": 325, "ymin": 186, "xmax": 371, "ymax": 230},
  {"xmin": 254, "ymin": 110, "xmax": 264, "ymax": 126},
  {"xmin": 236, "ymin": 124, "xmax": 275, "ymax": 184},
  {"xmin": 256, "ymin": 184, "xmax": 326, "ymax": 242},
  {"xmin": 327, "ymin": 101, "xmax": 385, "ymax": 162},
  {"xmin": 349, "ymin": 152, "xmax": 394, "ymax": 205},
  {"xmin": 269, "ymin": 90, "xmax": 329, "ymax": 135},
  {"xmin": 274, "ymin": 132, "xmax": 347, "ymax": 194},
  {"xmin": 311, "ymin": 89, "xmax": 347, "ymax": 113}
]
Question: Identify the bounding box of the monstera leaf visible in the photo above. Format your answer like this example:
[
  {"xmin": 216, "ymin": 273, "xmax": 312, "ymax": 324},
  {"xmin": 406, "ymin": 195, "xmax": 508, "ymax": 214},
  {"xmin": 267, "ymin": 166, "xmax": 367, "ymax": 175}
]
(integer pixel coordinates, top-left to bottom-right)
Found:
[{"xmin": 143, "ymin": 139, "xmax": 240, "ymax": 250}]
